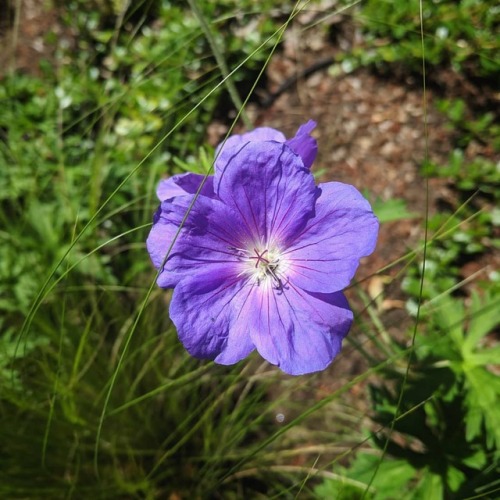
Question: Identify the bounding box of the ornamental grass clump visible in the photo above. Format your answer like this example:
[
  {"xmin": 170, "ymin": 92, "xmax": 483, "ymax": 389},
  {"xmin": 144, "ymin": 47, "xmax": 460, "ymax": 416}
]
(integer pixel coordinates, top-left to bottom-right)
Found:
[{"xmin": 147, "ymin": 121, "xmax": 379, "ymax": 375}]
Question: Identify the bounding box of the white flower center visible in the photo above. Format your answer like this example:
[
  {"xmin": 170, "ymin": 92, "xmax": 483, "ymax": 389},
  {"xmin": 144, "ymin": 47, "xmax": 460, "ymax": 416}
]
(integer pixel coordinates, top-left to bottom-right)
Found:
[
  {"xmin": 231, "ymin": 245, "xmax": 288, "ymax": 289},
  {"xmin": 249, "ymin": 247, "xmax": 281, "ymax": 285}
]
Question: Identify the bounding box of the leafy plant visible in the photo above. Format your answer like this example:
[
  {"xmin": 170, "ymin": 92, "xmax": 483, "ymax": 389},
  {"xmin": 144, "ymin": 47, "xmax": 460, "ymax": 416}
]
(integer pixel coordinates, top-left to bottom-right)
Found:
[
  {"xmin": 317, "ymin": 289, "xmax": 500, "ymax": 499},
  {"xmin": 423, "ymin": 149, "xmax": 500, "ymax": 194},
  {"xmin": 354, "ymin": 0, "xmax": 500, "ymax": 78}
]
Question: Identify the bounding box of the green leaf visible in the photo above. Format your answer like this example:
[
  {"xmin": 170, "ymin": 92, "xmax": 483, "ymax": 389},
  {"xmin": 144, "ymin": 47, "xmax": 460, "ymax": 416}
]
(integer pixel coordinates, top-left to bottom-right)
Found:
[
  {"xmin": 345, "ymin": 453, "xmax": 417, "ymax": 500},
  {"xmin": 372, "ymin": 197, "xmax": 418, "ymax": 223},
  {"xmin": 413, "ymin": 470, "xmax": 444, "ymax": 500},
  {"xmin": 447, "ymin": 465, "xmax": 466, "ymax": 492},
  {"xmin": 468, "ymin": 345, "xmax": 500, "ymax": 366},
  {"xmin": 464, "ymin": 367, "xmax": 500, "ymax": 449},
  {"xmin": 432, "ymin": 295, "xmax": 465, "ymax": 348},
  {"xmin": 462, "ymin": 291, "xmax": 500, "ymax": 357},
  {"xmin": 461, "ymin": 449, "xmax": 487, "ymax": 470}
]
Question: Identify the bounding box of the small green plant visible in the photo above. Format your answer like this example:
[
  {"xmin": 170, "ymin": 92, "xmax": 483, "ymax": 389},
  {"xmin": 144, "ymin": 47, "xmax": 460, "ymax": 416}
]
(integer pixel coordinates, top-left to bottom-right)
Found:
[
  {"xmin": 435, "ymin": 99, "xmax": 500, "ymax": 150},
  {"xmin": 424, "ymin": 149, "xmax": 500, "ymax": 194},
  {"xmin": 354, "ymin": 0, "xmax": 499, "ymax": 77}
]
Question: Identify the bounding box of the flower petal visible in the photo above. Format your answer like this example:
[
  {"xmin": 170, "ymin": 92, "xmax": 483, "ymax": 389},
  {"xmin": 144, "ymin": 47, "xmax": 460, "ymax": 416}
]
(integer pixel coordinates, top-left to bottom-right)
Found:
[
  {"xmin": 215, "ymin": 127, "xmax": 287, "ymax": 173},
  {"xmin": 285, "ymin": 119, "xmax": 317, "ymax": 169},
  {"xmin": 284, "ymin": 182, "xmax": 379, "ymax": 293},
  {"xmin": 244, "ymin": 285, "xmax": 352, "ymax": 375},
  {"xmin": 147, "ymin": 214, "xmax": 177, "ymax": 277},
  {"xmin": 146, "ymin": 193, "xmax": 248, "ymax": 288},
  {"xmin": 169, "ymin": 268, "xmax": 255, "ymax": 363},
  {"xmin": 156, "ymin": 173, "xmax": 215, "ymax": 201},
  {"xmin": 215, "ymin": 126, "xmax": 286, "ymax": 158},
  {"xmin": 215, "ymin": 121, "xmax": 317, "ymax": 172},
  {"xmin": 214, "ymin": 141, "xmax": 317, "ymax": 247}
]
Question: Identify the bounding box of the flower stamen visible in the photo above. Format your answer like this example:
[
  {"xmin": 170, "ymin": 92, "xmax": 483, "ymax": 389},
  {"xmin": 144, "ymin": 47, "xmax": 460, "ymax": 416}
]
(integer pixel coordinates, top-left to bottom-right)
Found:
[
  {"xmin": 229, "ymin": 245, "xmax": 287, "ymax": 289},
  {"xmin": 250, "ymin": 248, "xmax": 270, "ymax": 268}
]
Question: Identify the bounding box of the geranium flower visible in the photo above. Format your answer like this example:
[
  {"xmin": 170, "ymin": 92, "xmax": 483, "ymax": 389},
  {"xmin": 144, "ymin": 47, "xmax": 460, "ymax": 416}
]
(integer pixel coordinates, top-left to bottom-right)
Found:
[{"xmin": 147, "ymin": 121, "xmax": 379, "ymax": 375}]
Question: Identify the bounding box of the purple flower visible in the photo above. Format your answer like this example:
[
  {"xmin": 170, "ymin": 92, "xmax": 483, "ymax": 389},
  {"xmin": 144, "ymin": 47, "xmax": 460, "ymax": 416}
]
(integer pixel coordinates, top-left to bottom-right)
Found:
[{"xmin": 147, "ymin": 121, "xmax": 379, "ymax": 375}]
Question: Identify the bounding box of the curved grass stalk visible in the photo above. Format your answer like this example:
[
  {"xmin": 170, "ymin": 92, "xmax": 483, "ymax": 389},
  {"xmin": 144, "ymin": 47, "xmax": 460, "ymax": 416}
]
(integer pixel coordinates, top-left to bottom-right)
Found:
[
  {"xmin": 228, "ymin": 464, "xmax": 376, "ymax": 494},
  {"xmin": 106, "ymin": 363, "xmax": 213, "ymax": 416},
  {"xmin": 93, "ymin": 0, "xmax": 315, "ymax": 476},
  {"xmin": 361, "ymin": 1, "xmax": 431, "ymax": 495},
  {"xmin": 41, "ymin": 218, "xmax": 80, "ymax": 467},
  {"xmin": 16, "ymin": 0, "xmax": 309, "ymax": 368},
  {"xmin": 13, "ymin": 73, "xmax": 219, "ymax": 364},
  {"xmin": 216, "ymin": 343, "xmax": 435, "ymax": 489},
  {"xmin": 188, "ymin": 0, "xmax": 252, "ymax": 128}
]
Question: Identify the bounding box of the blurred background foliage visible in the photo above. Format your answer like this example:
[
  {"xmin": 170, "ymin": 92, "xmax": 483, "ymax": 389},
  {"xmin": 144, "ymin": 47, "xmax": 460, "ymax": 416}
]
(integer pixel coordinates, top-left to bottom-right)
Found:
[{"xmin": 0, "ymin": 0, "xmax": 498, "ymax": 497}]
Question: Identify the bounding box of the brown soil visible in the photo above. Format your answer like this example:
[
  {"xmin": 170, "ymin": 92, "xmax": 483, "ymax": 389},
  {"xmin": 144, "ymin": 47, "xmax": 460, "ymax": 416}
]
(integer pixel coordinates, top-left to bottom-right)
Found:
[{"xmin": 0, "ymin": 0, "xmax": 62, "ymax": 77}]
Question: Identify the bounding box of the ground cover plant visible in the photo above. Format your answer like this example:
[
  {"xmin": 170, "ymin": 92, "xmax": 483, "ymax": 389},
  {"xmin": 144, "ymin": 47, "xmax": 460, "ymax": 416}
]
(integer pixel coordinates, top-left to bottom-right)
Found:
[{"xmin": 1, "ymin": 0, "xmax": 498, "ymax": 498}]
